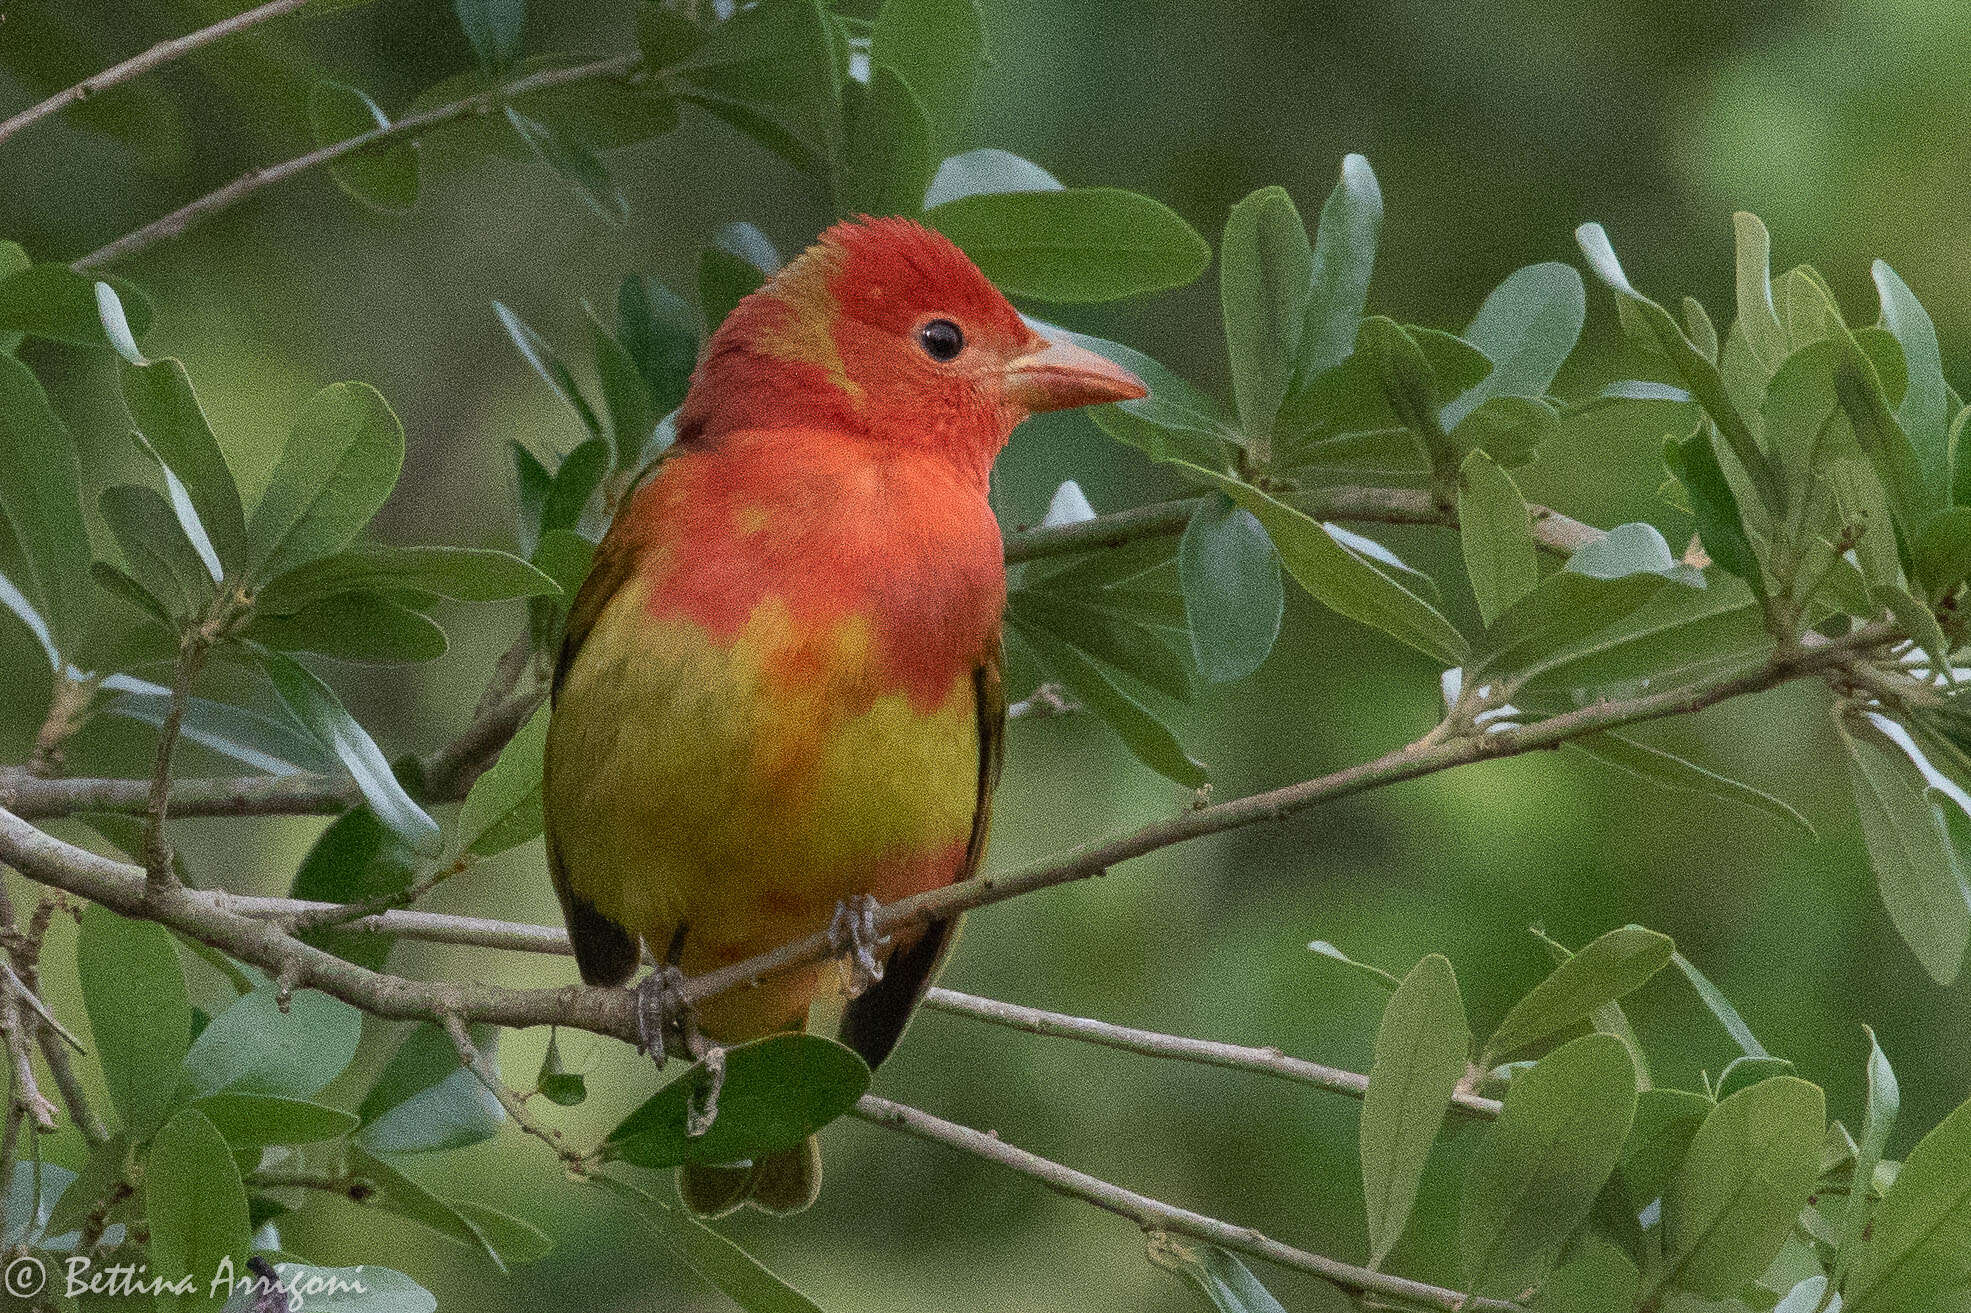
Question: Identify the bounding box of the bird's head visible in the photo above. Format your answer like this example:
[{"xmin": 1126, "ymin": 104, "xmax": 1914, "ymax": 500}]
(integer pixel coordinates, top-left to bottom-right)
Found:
[{"xmin": 677, "ymin": 217, "xmax": 1146, "ymax": 474}]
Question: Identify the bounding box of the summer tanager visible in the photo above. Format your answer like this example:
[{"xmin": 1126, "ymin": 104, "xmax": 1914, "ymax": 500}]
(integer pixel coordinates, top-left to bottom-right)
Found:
[{"xmin": 541, "ymin": 216, "xmax": 1145, "ymax": 1216}]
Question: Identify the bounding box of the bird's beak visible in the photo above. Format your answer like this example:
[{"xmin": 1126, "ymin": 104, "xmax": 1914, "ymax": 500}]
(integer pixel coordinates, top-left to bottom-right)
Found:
[{"xmin": 1003, "ymin": 335, "xmax": 1149, "ymax": 412}]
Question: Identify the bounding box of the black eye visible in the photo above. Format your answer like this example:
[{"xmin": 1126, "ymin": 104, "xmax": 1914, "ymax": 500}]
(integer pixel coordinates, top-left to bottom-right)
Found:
[{"xmin": 917, "ymin": 318, "xmax": 964, "ymax": 362}]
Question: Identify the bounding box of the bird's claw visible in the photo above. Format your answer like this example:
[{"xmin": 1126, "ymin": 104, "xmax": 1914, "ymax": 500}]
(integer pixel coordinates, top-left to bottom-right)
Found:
[
  {"xmin": 826, "ymin": 894, "xmax": 890, "ymax": 998},
  {"xmin": 633, "ymin": 964, "xmax": 699, "ymax": 1067}
]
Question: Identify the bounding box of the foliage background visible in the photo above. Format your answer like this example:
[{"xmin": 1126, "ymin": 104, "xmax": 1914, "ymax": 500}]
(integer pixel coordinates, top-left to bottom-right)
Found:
[{"xmin": 0, "ymin": 1, "xmax": 1962, "ymax": 1309}]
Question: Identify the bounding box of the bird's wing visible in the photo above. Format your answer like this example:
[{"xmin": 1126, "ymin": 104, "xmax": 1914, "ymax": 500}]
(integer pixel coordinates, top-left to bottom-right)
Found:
[
  {"xmin": 543, "ymin": 521, "xmax": 645, "ymax": 986},
  {"xmin": 839, "ymin": 638, "xmax": 1005, "ymax": 1068}
]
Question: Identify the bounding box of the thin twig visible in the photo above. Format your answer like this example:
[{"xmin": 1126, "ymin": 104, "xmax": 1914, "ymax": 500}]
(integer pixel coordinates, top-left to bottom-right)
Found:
[
  {"xmin": 141, "ymin": 640, "xmax": 206, "ymax": 891},
  {"xmin": 0, "ymin": 0, "xmax": 317, "ymax": 149},
  {"xmin": 852, "ymin": 1094, "xmax": 1521, "ymax": 1312},
  {"xmin": 440, "ymin": 1013, "xmax": 588, "ymax": 1173},
  {"xmin": 921, "ymin": 988, "xmax": 1502, "ymax": 1118},
  {"xmin": 74, "ymin": 52, "xmax": 649, "ymax": 269},
  {"xmin": 285, "ymin": 852, "xmax": 476, "ymax": 933}
]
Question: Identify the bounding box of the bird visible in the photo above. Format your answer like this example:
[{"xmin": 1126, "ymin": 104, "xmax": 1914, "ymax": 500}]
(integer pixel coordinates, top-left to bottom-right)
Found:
[{"xmin": 541, "ymin": 215, "xmax": 1146, "ymax": 1217}]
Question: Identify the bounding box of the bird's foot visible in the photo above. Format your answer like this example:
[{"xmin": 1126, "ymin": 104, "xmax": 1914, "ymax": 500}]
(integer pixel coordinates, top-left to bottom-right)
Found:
[
  {"xmin": 826, "ymin": 894, "xmax": 891, "ymax": 998},
  {"xmin": 632, "ymin": 964, "xmax": 700, "ymax": 1067}
]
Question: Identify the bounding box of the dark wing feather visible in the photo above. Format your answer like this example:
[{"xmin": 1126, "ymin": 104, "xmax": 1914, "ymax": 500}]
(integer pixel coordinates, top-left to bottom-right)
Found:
[
  {"xmin": 840, "ymin": 641, "xmax": 1006, "ymax": 1068},
  {"xmin": 544, "ymin": 518, "xmax": 646, "ymax": 987}
]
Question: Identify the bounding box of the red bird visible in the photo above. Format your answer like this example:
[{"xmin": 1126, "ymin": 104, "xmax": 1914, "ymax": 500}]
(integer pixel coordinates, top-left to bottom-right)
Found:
[{"xmin": 543, "ymin": 217, "xmax": 1145, "ymax": 1215}]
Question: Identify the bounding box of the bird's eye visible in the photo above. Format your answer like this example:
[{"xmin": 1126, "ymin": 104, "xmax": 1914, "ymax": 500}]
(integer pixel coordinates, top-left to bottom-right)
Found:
[{"xmin": 917, "ymin": 318, "xmax": 965, "ymax": 362}]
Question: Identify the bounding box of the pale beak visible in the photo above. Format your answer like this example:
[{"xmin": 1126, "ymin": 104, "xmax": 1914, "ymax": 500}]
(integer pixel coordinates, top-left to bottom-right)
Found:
[{"xmin": 1002, "ymin": 335, "xmax": 1148, "ymax": 412}]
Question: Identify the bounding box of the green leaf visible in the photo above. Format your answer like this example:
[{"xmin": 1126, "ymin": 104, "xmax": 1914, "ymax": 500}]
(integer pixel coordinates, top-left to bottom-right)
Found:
[
  {"xmin": 191, "ymin": 1095, "xmax": 359, "ymax": 1146},
  {"xmin": 452, "ymin": 1201, "xmax": 552, "ymax": 1266},
  {"xmin": 1665, "ymin": 426, "xmax": 1764, "ymax": 590},
  {"xmin": 1174, "ymin": 462, "xmax": 1468, "ymax": 664},
  {"xmin": 1913, "ymin": 506, "xmax": 1971, "ymax": 595},
  {"xmin": 146, "ymin": 1108, "xmax": 252, "ymax": 1313},
  {"xmin": 1448, "ymin": 394, "xmax": 1562, "ymax": 468},
  {"xmin": 1480, "ymin": 925, "xmax": 1674, "ymax": 1067},
  {"xmin": 120, "ymin": 357, "xmax": 247, "ymax": 575},
  {"xmin": 454, "ymin": 0, "xmax": 525, "ymax": 73},
  {"xmin": 593, "ymin": 1174, "xmax": 829, "ymax": 1312},
  {"xmin": 1148, "ymin": 1234, "xmax": 1288, "ymax": 1313},
  {"xmin": 1361, "ymin": 954, "xmax": 1469, "ymax": 1267},
  {"xmin": 1834, "ymin": 1027, "xmax": 1900, "ymax": 1288},
  {"xmin": 246, "ymin": 382, "xmax": 405, "ymax": 583},
  {"xmin": 494, "ymin": 301, "xmax": 605, "ymax": 440},
  {"xmin": 256, "ymin": 645, "xmax": 442, "ymax": 855},
  {"xmin": 603, "ymin": 1034, "xmax": 870, "ymax": 1169},
  {"xmin": 1458, "ymin": 450, "xmax": 1538, "ymax": 626},
  {"xmin": 532, "ymin": 527, "xmax": 595, "ymax": 601},
  {"xmin": 1007, "ymin": 614, "xmax": 1206, "ymax": 787},
  {"xmin": 290, "ymin": 806, "xmax": 418, "ymax": 970},
  {"xmin": 308, "ymin": 80, "xmax": 420, "ymax": 213},
  {"xmin": 1874, "ymin": 261, "xmax": 1949, "ymax": 507},
  {"xmin": 1220, "ymin": 186, "xmax": 1312, "ymax": 441},
  {"xmin": 636, "ymin": 5, "xmax": 706, "ymax": 68},
  {"xmin": 1836, "ymin": 710, "xmax": 1971, "ymax": 985},
  {"xmin": 839, "ymin": 66, "xmax": 936, "ymax": 218},
  {"xmin": 0, "ymin": 353, "xmax": 93, "ymax": 658},
  {"xmin": 584, "ymin": 304, "xmax": 657, "ymax": 470},
  {"xmin": 77, "ymin": 903, "xmax": 191, "ymax": 1137},
  {"xmin": 924, "ymin": 147, "xmax": 1062, "ymax": 207},
  {"xmin": 869, "ymin": 0, "xmax": 984, "ymax": 154},
  {"xmin": 1669, "ymin": 951, "xmax": 1770, "ymax": 1059},
  {"xmin": 1732, "ymin": 212, "xmax": 1789, "ymax": 373},
  {"xmin": 1714, "ymin": 1054, "xmax": 1794, "ymax": 1100},
  {"xmin": 99, "ymin": 483, "xmax": 209, "ymax": 617},
  {"xmin": 617, "ymin": 274, "xmax": 698, "ymax": 417},
  {"xmin": 105, "ymin": 690, "xmax": 304, "ymax": 780},
  {"xmin": 1846, "ymin": 1089, "xmax": 1971, "ymax": 1312},
  {"xmin": 1011, "ymin": 588, "xmax": 1192, "ymax": 701},
  {"xmin": 676, "ymin": 0, "xmax": 842, "ymax": 175},
  {"xmin": 1178, "ymin": 494, "xmax": 1283, "ymax": 684},
  {"xmin": 542, "ymin": 435, "xmax": 609, "ymax": 536},
  {"xmin": 1831, "ymin": 315, "xmax": 1942, "ymax": 538},
  {"xmin": 244, "ymin": 591, "xmax": 449, "ymax": 664},
  {"xmin": 1528, "ymin": 1234, "xmax": 1641, "ymax": 1313},
  {"xmin": 1655, "ymin": 1077, "xmax": 1826, "ymax": 1298},
  {"xmin": 536, "ymin": 1030, "xmax": 587, "ymax": 1106},
  {"xmin": 925, "ymin": 188, "xmax": 1210, "ymax": 302},
  {"xmin": 1298, "ymin": 152, "xmax": 1382, "ymax": 382},
  {"xmin": 505, "ymin": 107, "xmax": 628, "ymax": 225},
  {"xmin": 1564, "ymin": 730, "xmax": 1815, "ymax": 835},
  {"xmin": 1577, "ymin": 222, "xmax": 1783, "ymax": 512},
  {"xmin": 357, "ymin": 1022, "xmax": 505, "ymax": 1155},
  {"xmin": 699, "ymin": 248, "xmax": 767, "ymax": 333},
  {"xmin": 1445, "ymin": 261, "xmax": 1585, "ymax": 428},
  {"xmin": 1355, "ymin": 317, "xmax": 1464, "ymax": 474},
  {"xmin": 183, "ymin": 982, "xmax": 362, "ymax": 1099},
  {"xmin": 348, "ymin": 1147, "xmax": 511, "ymax": 1271},
  {"xmin": 0, "ymin": 263, "xmax": 155, "ymax": 349},
  {"xmin": 1460, "ymin": 1033, "xmax": 1639, "ymax": 1300},
  {"xmin": 258, "ymin": 545, "xmax": 559, "ymax": 615},
  {"xmin": 0, "ymin": 241, "xmax": 27, "ymax": 355},
  {"xmin": 1616, "ymin": 1087, "xmax": 1713, "ymax": 1217},
  {"xmin": 456, "ymin": 703, "xmax": 548, "ymax": 858}
]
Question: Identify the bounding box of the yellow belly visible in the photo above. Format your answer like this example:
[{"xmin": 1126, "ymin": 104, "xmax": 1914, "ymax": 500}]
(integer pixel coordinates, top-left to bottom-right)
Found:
[{"xmin": 543, "ymin": 576, "xmax": 979, "ymax": 1038}]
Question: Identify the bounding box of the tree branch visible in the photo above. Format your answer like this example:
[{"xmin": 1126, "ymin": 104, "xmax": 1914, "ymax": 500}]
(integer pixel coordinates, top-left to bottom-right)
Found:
[
  {"xmin": 1003, "ymin": 486, "xmax": 1601, "ymax": 564},
  {"xmin": 72, "ymin": 51, "xmax": 649, "ymax": 270},
  {"xmin": 851, "ymin": 1094, "xmax": 1521, "ymax": 1312},
  {"xmin": 918, "ymin": 987, "xmax": 1502, "ymax": 1119},
  {"xmin": 0, "ymin": 0, "xmax": 317, "ymax": 149},
  {"xmin": 439, "ymin": 1013, "xmax": 588, "ymax": 1173}
]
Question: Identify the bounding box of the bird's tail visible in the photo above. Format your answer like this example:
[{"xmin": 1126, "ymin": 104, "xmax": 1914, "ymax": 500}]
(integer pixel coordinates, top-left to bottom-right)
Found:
[{"xmin": 677, "ymin": 1136, "xmax": 823, "ymax": 1218}]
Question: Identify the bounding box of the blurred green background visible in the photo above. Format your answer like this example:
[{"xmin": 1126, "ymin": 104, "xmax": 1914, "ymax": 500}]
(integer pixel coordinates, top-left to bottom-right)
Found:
[{"xmin": 2, "ymin": 1, "xmax": 1965, "ymax": 1309}]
